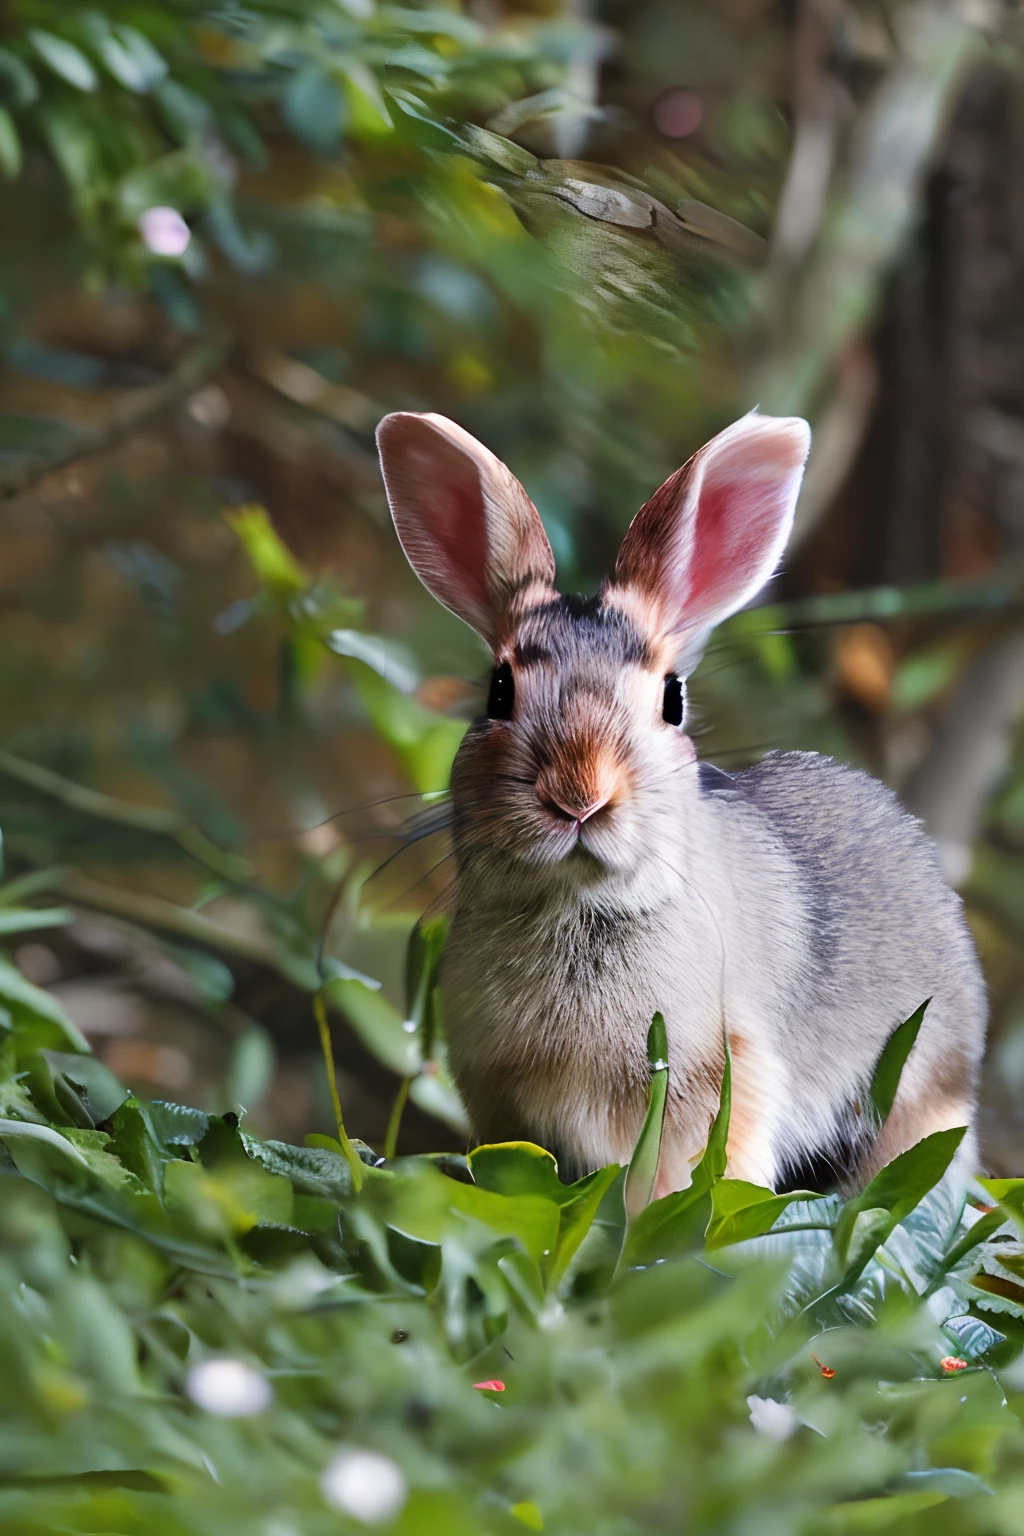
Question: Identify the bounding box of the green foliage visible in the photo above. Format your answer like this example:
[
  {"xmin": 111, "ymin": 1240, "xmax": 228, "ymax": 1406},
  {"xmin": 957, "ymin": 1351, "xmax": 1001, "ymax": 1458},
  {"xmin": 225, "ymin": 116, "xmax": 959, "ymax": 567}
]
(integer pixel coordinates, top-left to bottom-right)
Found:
[
  {"xmin": 869, "ymin": 1002, "xmax": 929, "ymax": 1127},
  {"xmin": 2, "ymin": 941, "xmax": 1024, "ymax": 1534}
]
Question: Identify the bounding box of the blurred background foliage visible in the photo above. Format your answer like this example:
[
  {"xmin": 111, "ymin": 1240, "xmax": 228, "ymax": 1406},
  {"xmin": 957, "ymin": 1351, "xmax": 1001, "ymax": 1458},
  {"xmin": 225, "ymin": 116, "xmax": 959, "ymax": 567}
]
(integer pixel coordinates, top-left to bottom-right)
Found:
[{"xmin": 0, "ymin": 0, "xmax": 1022, "ymax": 1168}]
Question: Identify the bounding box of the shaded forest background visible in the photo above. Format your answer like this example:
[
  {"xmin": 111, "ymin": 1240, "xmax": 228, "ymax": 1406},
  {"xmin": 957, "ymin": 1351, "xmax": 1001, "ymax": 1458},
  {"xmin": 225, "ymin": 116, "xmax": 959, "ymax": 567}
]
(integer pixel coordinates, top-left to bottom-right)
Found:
[{"xmin": 0, "ymin": 0, "xmax": 1022, "ymax": 1170}]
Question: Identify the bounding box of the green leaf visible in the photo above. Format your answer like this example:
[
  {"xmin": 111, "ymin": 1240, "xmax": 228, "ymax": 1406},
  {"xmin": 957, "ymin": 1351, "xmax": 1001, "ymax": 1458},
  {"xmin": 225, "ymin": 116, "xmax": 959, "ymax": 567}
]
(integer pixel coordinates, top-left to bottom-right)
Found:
[
  {"xmin": 468, "ymin": 1142, "xmax": 620, "ymax": 1286},
  {"xmin": 227, "ymin": 504, "xmax": 309, "ymax": 596},
  {"xmin": 0, "ymin": 106, "xmax": 21, "ymax": 178},
  {"xmin": 282, "ymin": 65, "xmax": 347, "ymax": 153},
  {"xmin": 621, "ymin": 1048, "xmax": 731, "ymax": 1268},
  {"xmin": 326, "ymin": 629, "xmax": 418, "ymax": 692},
  {"xmin": 0, "ymin": 956, "xmax": 88, "ymax": 1051},
  {"xmin": 226, "ymin": 1023, "xmax": 275, "ymax": 1114},
  {"xmin": 820, "ymin": 1490, "xmax": 950, "ymax": 1529},
  {"xmin": 706, "ymin": 1179, "xmax": 826, "ymax": 1249},
  {"xmin": 833, "ymin": 1126, "xmax": 967, "ymax": 1278},
  {"xmin": 60, "ymin": 1128, "xmax": 145, "ymax": 1193},
  {"xmin": 348, "ymin": 660, "xmax": 467, "ymax": 794},
  {"xmin": 405, "ymin": 912, "xmax": 449, "ymax": 1058},
  {"xmin": 92, "ymin": 24, "xmax": 167, "ymax": 92},
  {"xmin": 624, "ymin": 1014, "xmax": 668, "ymax": 1222},
  {"xmin": 0, "ymin": 48, "xmax": 39, "ymax": 109},
  {"xmin": 244, "ymin": 1135, "xmax": 356, "ymax": 1200},
  {"xmin": 326, "ymin": 975, "xmax": 421, "ymax": 1077},
  {"xmin": 869, "ymin": 1001, "xmax": 928, "ymax": 1125},
  {"xmin": 28, "ymin": 30, "xmax": 98, "ymax": 92},
  {"xmin": 943, "ymin": 1312, "xmax": 1005, "ymax": 1361}
]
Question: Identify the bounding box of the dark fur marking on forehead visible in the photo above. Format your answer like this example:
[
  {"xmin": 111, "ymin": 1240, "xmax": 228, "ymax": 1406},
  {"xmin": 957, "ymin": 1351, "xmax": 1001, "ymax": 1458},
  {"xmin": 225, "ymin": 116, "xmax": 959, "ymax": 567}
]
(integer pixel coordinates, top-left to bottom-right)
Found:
[{"xmin": 517, "ymin": 593, "xmax": 652, "ymax": 667}]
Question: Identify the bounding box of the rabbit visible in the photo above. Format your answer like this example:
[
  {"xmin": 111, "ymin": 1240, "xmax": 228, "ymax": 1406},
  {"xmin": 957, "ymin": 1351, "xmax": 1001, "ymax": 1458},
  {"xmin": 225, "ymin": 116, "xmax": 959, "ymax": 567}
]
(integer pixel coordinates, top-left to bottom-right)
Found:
[{"xmin": 375, "ymin": 409, "xmax": 987, "ymax": 1195}]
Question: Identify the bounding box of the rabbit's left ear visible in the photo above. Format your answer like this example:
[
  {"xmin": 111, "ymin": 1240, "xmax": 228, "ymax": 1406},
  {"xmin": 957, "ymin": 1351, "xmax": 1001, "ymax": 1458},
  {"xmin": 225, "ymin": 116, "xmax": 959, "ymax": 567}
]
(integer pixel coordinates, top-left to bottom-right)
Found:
[{"xmin": 610, "ymin": 412, "xmax": 810, "ymax": 672}]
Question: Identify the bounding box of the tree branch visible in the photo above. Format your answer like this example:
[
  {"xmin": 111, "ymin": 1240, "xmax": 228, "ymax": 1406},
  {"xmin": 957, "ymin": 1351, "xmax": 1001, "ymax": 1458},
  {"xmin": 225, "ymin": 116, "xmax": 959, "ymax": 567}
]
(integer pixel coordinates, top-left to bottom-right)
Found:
[{"xmin": 0, "ymin": 338, "xmax": 229, "ymax": 502}]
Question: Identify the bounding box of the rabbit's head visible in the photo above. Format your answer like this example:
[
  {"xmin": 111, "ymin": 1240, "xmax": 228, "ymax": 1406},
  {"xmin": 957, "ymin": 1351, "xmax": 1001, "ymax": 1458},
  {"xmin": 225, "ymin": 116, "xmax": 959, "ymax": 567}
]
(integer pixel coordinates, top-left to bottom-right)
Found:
[{"xmin": 377, "ymin": 412, "xmax": 810, "ymax": 900}]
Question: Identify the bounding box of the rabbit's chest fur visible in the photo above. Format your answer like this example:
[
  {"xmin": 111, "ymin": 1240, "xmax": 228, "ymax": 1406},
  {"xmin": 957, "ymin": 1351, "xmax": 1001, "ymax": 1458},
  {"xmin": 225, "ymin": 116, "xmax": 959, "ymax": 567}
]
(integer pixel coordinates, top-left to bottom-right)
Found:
[{"xmin": 441, "ymin": 792, "xmax": 805, "ymax": 1180}]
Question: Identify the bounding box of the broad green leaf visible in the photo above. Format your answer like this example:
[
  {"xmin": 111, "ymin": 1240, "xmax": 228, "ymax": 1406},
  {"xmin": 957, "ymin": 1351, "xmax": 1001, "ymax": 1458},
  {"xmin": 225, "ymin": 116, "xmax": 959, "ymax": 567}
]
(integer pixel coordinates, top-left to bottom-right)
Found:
[
  {"xmin": 282, "ymin": 64, "xmax": 347, "ymax": 153},
  {"xmin": 61, "ymin": 1128, "xmax": 146, "ymax": 1193},
  {"xmin": 106, "ymin": 1096, "xmax": 166, "ymax": 1194},
  {"xmin": 372, "ymin": 1162, "xmax": 559, "ymax": 1265},
  {"xmin": 624, "ymin": 1014, "xmax": 668, "ymax": 1221},
  {"xmin": 32, "ymin": 1049, "xmax": 128, "ymax": 1127},
  {"xmin": 348, "ymin": 660, "xmax": 466, "ymax": 793},
  {"xmin": 0, "ymin": 1117, "xmax": 91, "ymax": 1171},
  {"xmin": 326, "ymin": 975, "xmax": 420, "ymax": 1077},
  {"xmin": 869, "ymin": 1001, "xmax": 927, "ymax": 1125},
  {"xmin": 834, "ymin": 1126, "xmax": 966, "ymax": 1278},
  {"xmin": 326, "ymin": 628, "xmax": 418, "ymax": 692},
  {"xmin": 164, "ymin": 1156, "xmax": 293, "ymax": 1235},
  {"xmin": 0, "ymin": 957, "xmax": 88, "ymax": 1051},
  {"xmin": 706, "ymin": 1179, "xmax": 825, "ymax": 1249},
  {"xmin": 468, "ymin": 1142, "xmax": 620, "ymax": 1287},
  {"xmin": 943, "ymin": 1311, "xmax": 1005, "ymax": 1360},
  {"xmin": 28, "ymin": 30, "xmax": 98, "ymax": 91},
  {"xmin": 244, "ymin": 1135, "xmax": 356, "ymax": 1200}
]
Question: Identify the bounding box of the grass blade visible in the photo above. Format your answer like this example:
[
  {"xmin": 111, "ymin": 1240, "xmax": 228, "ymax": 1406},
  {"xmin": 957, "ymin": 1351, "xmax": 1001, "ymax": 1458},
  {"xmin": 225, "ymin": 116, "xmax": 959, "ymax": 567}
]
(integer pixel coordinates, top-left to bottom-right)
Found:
[{"xmin": 624, "ymin": 1014, "xmax": 669, "ymax": 1223}]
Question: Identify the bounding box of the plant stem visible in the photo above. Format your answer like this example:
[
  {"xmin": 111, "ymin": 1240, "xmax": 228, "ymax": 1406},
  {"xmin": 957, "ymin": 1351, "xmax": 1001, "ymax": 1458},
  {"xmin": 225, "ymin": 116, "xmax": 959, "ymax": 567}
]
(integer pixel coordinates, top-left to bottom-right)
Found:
[
  {"xmin": 313, "ymin": 991, "xmax": 363, "ymax": 1192},
  {"xmin": 383, "ymin": 1075, "xmax": 412, "ymax": 1163}
]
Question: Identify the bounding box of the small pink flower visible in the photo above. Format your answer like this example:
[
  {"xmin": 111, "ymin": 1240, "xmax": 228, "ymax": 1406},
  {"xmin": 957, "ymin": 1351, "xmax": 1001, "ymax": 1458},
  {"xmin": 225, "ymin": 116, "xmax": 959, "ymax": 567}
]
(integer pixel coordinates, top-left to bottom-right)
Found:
[
  {"xmin": 940, "ymin": 1356, "xmax": 969, "ymax": 1373},
  {"xmin": 472, "ymin": 1379, "xmax": 505, "ymax": 1392},
  {"xmin": 139, "ymin": 206, "xmax": 190, "ymax": 258}
]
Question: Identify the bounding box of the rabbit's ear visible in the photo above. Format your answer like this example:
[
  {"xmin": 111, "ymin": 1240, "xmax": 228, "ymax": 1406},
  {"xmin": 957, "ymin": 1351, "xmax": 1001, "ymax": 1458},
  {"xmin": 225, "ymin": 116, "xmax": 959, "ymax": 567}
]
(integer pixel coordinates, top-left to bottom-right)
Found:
[
  {"xmin": 376, "ymin": 412, "xmax": 555, "ymax": 647},
  {"xmin": 612, "ymin": 412, "xmax": 810, "ymax": 672}
]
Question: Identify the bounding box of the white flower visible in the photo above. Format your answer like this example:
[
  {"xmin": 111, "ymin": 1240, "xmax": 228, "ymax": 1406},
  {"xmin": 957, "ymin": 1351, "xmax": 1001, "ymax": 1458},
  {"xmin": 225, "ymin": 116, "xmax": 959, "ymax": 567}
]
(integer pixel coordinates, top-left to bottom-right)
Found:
[
  {"xmin": 186, "ymin": 1358, "xmax": 272, "ymax": 1418},
  {"xmin": 746, "ymin": 1394, "xmax": 800, "ymax": 1441},
  {"xmin": 139, "ymin": 206, "xmax": 191, "ymax": 257},
  {"xmin": 321, "ymin": 1449, "xmax": 407, "ymax": 1525}
]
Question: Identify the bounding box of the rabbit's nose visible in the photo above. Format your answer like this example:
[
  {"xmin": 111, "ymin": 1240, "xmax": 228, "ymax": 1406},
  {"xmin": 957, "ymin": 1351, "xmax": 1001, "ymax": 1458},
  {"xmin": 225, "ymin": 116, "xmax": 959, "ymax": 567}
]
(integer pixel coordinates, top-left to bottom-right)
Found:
[{"xmin": 541, "ymin": 790, "xmax": 611, "ymax": 825}]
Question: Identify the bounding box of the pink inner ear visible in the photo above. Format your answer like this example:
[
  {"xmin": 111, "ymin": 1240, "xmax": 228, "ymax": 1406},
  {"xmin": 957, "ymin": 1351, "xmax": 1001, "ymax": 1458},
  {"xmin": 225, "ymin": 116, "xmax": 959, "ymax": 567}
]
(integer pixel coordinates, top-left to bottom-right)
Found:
[
  {"xmin": 428, "ymin": 472, "xmax": 489, "ymax": 621},
  {"xmin": 681, "ymin": 467, "xmax": 787, "ymax": 623},
  {"xmin": 615, "ymin": 415, "xmax": 809, "ymax": 642},
  {"xmin": 380, "ymin": 417, "xmax": 492, "ymax": 631}
]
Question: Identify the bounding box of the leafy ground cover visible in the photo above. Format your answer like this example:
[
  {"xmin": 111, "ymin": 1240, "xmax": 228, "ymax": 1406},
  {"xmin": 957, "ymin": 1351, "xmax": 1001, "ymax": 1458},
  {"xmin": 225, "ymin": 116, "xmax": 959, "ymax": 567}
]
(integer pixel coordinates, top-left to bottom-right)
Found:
[{"xmin": 4, "ymin": 928, "xmax": 1024, "ymax": 1536}]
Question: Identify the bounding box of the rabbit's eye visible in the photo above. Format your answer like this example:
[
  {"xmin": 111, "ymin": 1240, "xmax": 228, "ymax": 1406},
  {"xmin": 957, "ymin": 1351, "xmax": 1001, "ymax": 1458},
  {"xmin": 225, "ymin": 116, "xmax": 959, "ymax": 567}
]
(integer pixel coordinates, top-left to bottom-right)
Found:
[
  {"xmin": 487, "ymin": 661, "xmax": 515, "ymax": 721},
  {"xmin": 662, "ymin": 672, "xmax": 684, "ymax": 727}
]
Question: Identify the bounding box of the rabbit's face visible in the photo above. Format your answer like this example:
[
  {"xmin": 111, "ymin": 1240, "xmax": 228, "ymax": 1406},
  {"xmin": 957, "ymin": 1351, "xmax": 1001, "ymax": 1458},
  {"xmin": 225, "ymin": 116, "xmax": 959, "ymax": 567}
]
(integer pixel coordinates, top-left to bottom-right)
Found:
[
  {"xmin": 450, "ymin": 592, "xmax": 695, "ymax": 888},
  {"xmin": 376, "ymin": 407, "xmax": 810, "ymax": 901}
]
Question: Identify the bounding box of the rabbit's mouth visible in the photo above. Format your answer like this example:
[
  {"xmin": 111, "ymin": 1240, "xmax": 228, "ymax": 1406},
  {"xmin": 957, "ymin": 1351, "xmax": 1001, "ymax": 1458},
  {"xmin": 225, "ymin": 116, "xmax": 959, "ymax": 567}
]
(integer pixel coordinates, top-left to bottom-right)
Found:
[{"xmin": 519, "ymin": 804, "xmax": 631, "ymax": 879}]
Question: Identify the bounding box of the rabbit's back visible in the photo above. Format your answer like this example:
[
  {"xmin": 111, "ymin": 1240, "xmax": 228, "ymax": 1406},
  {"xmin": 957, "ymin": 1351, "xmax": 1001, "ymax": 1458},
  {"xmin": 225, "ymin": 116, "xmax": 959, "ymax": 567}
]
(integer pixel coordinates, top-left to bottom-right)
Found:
[{"xmin": 721, "ymin": 751, "xmax": 985, "ymax": 1183}]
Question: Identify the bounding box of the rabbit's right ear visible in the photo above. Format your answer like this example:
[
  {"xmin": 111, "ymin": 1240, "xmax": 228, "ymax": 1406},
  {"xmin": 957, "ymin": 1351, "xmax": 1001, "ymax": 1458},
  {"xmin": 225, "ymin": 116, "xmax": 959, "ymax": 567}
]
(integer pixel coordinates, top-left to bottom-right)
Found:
[{"xmin": 376, "ymin": 412, "xmax": 555, "ymax": 647}]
